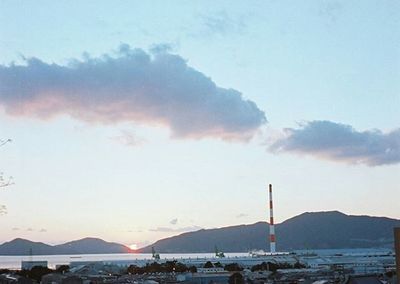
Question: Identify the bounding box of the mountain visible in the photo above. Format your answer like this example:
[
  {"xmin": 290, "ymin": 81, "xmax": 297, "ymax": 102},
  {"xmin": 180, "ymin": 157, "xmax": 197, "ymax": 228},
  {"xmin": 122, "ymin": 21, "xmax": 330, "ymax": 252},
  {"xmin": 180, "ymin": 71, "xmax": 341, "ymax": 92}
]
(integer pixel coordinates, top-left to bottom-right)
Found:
[
  {"xmin": 3, "ymin": 211, "xmax": 399, "ymax": 255},
  {"xmin": 0, "ymin": 237, "xmax": 132, "ymax": 255},
  {"xmin": 0, "ymin": 238, "xmax": 59, "ymax": 255},
  {"xmin": 139, "ymin": 211, "xmax": 400, "ymax": 253},
  {"xmin": 55, "ymin": 237, "xmax": 131, "ymax": 254}
]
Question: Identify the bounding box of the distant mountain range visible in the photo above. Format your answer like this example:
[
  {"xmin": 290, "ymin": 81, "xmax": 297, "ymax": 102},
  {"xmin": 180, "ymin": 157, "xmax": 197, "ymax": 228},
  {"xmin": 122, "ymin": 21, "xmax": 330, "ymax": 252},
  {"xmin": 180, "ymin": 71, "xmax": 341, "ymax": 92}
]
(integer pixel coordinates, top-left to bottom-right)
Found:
[
  {"xmin": 0, "ymin": 237, "xmax": 132, "ymax": 255},
  {"xmin": 139, "ymin": 211, "xmax": 400, "ymax": 253},
  {"xmin": 2, "ymin": 211, "xmax": 399, "ymax": 255}
]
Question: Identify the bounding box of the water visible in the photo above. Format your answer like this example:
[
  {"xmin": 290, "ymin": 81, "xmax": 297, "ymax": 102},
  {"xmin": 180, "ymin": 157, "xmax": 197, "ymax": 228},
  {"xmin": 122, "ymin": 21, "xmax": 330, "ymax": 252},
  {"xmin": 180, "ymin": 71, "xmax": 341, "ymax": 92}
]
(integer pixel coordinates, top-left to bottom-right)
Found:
[
  {"xmin": 0, "ymin": 249, "xmax": 392, "ymax": 270},
  {"xmin": 293, "ymin": 247, "xmax": 393, "ymax": 256},
  {"xmin": 0, "ymin": 253, "xmax": 249, "ymax": 269}
]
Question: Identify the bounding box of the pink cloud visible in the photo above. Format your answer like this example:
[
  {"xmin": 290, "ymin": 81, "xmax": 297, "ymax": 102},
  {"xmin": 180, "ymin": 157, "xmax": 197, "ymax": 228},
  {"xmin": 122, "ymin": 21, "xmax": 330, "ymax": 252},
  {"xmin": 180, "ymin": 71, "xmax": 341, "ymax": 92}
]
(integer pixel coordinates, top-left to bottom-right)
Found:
[{"xmin": 0, "ymin": 44, "xmax": 266, "ymax": 141}]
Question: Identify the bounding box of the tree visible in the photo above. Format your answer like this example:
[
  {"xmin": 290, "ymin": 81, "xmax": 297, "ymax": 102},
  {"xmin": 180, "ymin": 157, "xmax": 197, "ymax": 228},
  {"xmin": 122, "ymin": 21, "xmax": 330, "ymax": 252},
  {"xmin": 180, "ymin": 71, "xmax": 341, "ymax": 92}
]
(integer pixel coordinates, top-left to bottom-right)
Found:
[
  {"xmin": 145, "ymin": 262, "xmax": 163, "ymax": 273},
  {"xmin": 55, "ymin": 265, "xmax": 70, "ymax": 274},
  {"xmin": 228, "ymin": 272, "xmax": 244, "ymax": 284},
  {"xmin": 174, "ymin": 262, "xmax": 189, "ymax": 273},
  {"xmin": 0, "ymin": 139, "xmax": 13, "ymax": 188},
  {"xmin": 224, "ymin": 263, "xmax": 243, "ymax": 272},
  {"xmin": 0, "ymin": 138, "xmax": 13, "ymax": 216},
  {"xmin": 127, "ymin": 262, "xmax": 191, "ymax": 274},
  {"xmin": 16, "ymin": 266, "xmax": 54, "ymax": 282},
  {"xmin": 203, "ymin": 261, "xmax": 214, "ymax": 268},
  {"xmin": 0, "ymin": 269, "xmax": 11, "ymax": 275},
  {"xmin": 293, "ymin": 261, "xmax": 306, "ymax": 269},
  {"xmin": 164, "ymin": 260, "xmax": 188, "ymax": 273},
  {"xmin": 251, "ymin": 262, "xmax": 277, "ymax": 272},
  {"xmin": 127, "ymin": 264, "xmax": 145, "ymax": 274}
]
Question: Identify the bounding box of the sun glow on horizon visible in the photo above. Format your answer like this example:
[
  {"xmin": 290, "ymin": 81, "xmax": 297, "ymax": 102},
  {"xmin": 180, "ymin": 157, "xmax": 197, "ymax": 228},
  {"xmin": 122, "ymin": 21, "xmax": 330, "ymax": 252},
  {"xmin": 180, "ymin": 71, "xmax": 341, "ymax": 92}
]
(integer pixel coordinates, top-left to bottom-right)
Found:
[{"xmin": 129, "ymin": 243, "xmax": 138, "ymax": 250}]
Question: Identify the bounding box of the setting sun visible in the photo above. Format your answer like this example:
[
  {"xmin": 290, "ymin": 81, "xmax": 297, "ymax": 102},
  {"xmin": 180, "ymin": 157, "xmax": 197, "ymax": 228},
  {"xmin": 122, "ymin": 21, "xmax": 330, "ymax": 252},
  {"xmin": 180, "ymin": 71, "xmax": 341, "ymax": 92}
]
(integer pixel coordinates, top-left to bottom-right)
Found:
[{"xmin": 129, "ymin": 244, "xmax": 138, "ymax": 250}]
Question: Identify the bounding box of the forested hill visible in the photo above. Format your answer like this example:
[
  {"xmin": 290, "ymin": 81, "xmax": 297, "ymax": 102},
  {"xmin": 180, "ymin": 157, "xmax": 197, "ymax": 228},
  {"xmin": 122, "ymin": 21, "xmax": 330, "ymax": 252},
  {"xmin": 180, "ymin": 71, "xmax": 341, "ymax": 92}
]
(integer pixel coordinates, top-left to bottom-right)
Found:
[
  {"xmin": 3, "ymin": 211, "xmax": 399, "ymax": 255},
  {"xmin": 0, "ymin": 237, "xmax": 132, "ymax": 255},
  {"xmin": 139, "ymin": 211, "xmax": 400, "ymax": 253}
]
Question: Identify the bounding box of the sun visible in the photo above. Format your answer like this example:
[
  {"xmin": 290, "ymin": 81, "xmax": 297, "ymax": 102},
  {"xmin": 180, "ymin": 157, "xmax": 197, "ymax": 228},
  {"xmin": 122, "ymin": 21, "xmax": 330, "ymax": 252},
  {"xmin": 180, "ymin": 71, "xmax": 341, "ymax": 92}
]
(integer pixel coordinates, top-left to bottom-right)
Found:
[{"xmin": 129, "ymin": 243, "xmax": 138, "ymax": 250}]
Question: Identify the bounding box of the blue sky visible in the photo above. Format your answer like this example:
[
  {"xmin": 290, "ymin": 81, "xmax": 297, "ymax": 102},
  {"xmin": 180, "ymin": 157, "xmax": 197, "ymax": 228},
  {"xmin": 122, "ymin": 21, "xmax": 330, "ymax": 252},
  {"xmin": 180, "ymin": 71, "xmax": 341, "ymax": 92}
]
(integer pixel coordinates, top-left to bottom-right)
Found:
[{"xmin": 0, "ymin": 0, "xmax": 399, "ymax": 248}]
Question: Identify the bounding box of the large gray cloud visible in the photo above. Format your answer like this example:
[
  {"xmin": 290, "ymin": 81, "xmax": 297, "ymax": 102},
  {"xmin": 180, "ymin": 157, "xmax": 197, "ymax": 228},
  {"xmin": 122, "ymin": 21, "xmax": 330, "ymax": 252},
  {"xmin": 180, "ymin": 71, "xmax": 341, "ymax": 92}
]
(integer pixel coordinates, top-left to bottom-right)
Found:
[
  {"xmin": 0, "ymin": 44, "xmax": 266, "ymax": 141},
  {"xmin": 269, "ymin": 120, "xmax": 400, "ymax": 166}
]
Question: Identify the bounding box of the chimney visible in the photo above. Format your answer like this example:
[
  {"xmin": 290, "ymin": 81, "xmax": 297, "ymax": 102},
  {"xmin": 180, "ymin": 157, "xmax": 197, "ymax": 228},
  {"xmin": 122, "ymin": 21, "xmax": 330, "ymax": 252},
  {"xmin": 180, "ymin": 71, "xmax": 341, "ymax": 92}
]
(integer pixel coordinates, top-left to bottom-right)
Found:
[
  {"xmin": 269, "ymin": 184, "xmax": 276, "ymax": 253},
  {"xmin": 395, "ymin": 227, "xmax": 400, "ymax": 284}
]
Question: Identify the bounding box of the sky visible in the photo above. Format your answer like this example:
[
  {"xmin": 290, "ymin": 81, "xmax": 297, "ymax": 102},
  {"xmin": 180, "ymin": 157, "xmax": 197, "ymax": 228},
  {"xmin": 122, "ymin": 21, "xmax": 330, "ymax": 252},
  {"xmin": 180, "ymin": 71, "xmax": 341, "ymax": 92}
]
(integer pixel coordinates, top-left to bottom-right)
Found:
[{"xmin": 0, "ymin": 0, "xmax": 399, "ymax": 249}]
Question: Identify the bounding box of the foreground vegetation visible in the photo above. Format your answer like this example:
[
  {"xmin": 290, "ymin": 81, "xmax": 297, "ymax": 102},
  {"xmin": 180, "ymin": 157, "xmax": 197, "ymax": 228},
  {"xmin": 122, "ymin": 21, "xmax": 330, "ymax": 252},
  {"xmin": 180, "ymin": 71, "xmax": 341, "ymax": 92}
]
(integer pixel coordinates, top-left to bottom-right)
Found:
[{"xmin": 0, "ymin": 260, "xmax": 305, "ymax": 282}]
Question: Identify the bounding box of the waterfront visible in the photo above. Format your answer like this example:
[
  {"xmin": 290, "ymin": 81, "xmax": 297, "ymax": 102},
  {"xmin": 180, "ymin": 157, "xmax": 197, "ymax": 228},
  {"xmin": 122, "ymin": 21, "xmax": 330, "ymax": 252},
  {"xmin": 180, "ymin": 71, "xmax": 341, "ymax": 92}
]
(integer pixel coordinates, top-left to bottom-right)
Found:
[
  {"xmin": 0, "ymin": 252, "xmax": 249, "ymax": 269},
  {"xmin": 0, "ymin": 248, "xmax": 392, "ymax": 269}
]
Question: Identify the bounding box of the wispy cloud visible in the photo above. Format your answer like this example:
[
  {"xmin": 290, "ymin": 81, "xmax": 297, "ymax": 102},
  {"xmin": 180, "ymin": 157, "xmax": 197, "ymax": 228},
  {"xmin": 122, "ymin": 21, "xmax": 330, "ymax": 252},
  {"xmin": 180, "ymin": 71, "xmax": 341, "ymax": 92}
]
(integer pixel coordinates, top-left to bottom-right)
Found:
[
  {"xmin": 269, "ymin": 120, "xmax": 400, "ymax": 166},
  {"xmin": 0, "ymin": 44, "xmax": 266, "ymax": 141},
  {"xmin": 0, "ymin": 172, "xmax": 14, "ymax": 188},
  {"xmin": 149, "ymin": 226, "xmax": 202, "ymax": 233},
  {"xmin": 236, "ymin": 213, "xmax": 248, "ymax": 218},
  {"xmin": 26, "ymin": 228, "xmax": 33, "ymax": 232},
  {"xmin": 39, "ymin": 228, "xmax": 47, "ymax": 233},
  {"xmin": 0, "ymin": 205, "xmax": 6, "ymax": 215},
  {"xmin": 318, "ymin": 0, "xmax": 343, "ymax": 23},
  {"xmin": 137, "ymin": 240, "xmax": 151, "ymax": 248},
  {"xmin": 12, "ymin": 227, "xmax": 20, "ymax": 231},
  {"xmin": 111, "ymin": 130, "xmax": 146, "ymax": 147},
  {"xmin": 198, "ymin": 11, "xmax": 247, "ymax": 37},
  {"xmin": 169, "ymin": 218, "xmax": 178, "ymax": 225},
  {"xmin": 127, "ymin": 228, "xmax": 143, "ymax": 233},
  {"xmin": 0, "ymin": 138, "xmax": 12, "ymax": 147}
]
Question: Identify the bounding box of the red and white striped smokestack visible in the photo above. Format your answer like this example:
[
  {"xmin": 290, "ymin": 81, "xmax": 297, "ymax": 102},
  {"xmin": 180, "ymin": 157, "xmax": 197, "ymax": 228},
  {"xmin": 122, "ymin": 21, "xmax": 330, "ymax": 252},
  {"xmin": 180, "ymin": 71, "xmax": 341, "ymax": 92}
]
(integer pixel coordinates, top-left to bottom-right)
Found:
[{"xmin": 269, "ymin": 184, "xmax": 276, "ymax": 253}]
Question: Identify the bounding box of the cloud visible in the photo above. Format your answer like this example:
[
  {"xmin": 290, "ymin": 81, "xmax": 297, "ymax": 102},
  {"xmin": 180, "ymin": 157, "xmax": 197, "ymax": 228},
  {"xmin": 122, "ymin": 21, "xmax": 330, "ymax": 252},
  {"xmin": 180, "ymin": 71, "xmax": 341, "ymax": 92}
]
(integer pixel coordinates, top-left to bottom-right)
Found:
[
  {"xmin": 198, "ymin": 11, "xmax": 246, "ymax": 36},
  {"xmin": 149, "ymin": 226, "xmax": 202, "ymax": 233},
  {"xmin": 169, "ymin": 218, "xmax": 178, "ymax": 225},
  {"xmin": 269, "ymin": 120, "xmax": 400, "ymax": 166},
  {"xmin": 12, "ymin": 227, "xmax": 20, "ymax": 231},
  {"xmin": 0, "ymin": 44, "xmax": 266, "ymax": 141},
  {"xmin": 0, "ymin": 138, "xmax": 12, "ymax": 147},
  {"xmin": 236, "ymin": 213, "xmax": 248, "ymax": 218},
  {"xmin": 137, "ymin": 240, "xmax": 151, "ymax": 248},
  {"xmin": 0, "ymin": 172, "xmax": 14, "ymax": 188},
  {"xmin": 0, "ymin": 205, "xmax": 6, "ymax": 215},
  {"xmin": 149, "ymin": 43, "xmax": 173, "ymax": 54},
  {"xmin": 127, "ymin": 230, "xmax": 143, "ymax": 233},
  {"xmin": 26, "ymin": 228, "xmax": 33, "ymax": 231},
  {"xmin": 39, "ymin": 228, "xmax": 47, "ymax": 233},
  {"xmin": 318, "ymin": 0, "xmax": 343, "ymax": 23},
  {"xmin": 127, "ymin": 228, "xmax": 143, "ymax": 233},
  {"xmin": 111, "ymin": 130, "xmax": 146, "ymax": 147}
]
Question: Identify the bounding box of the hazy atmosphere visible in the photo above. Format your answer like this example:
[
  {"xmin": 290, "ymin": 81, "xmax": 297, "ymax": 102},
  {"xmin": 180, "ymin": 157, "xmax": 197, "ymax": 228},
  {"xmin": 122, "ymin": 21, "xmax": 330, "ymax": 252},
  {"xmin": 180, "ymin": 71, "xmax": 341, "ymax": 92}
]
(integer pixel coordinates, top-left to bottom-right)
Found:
[{"xmin": 0, "ymin": 0, "xmax": 399, "ymax": 249}]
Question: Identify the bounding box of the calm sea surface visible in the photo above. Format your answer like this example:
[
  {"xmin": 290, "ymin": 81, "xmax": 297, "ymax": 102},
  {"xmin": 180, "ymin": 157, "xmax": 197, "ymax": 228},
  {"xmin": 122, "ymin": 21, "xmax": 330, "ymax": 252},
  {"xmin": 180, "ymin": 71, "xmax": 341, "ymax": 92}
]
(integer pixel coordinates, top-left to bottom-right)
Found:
[
  {"xmin": 0, "ymin": 253, "xmax": 248, "ymax": 269},
  {"xmin": 0, "ymin": 248, "xmax": 392, "ymax": 269}
]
